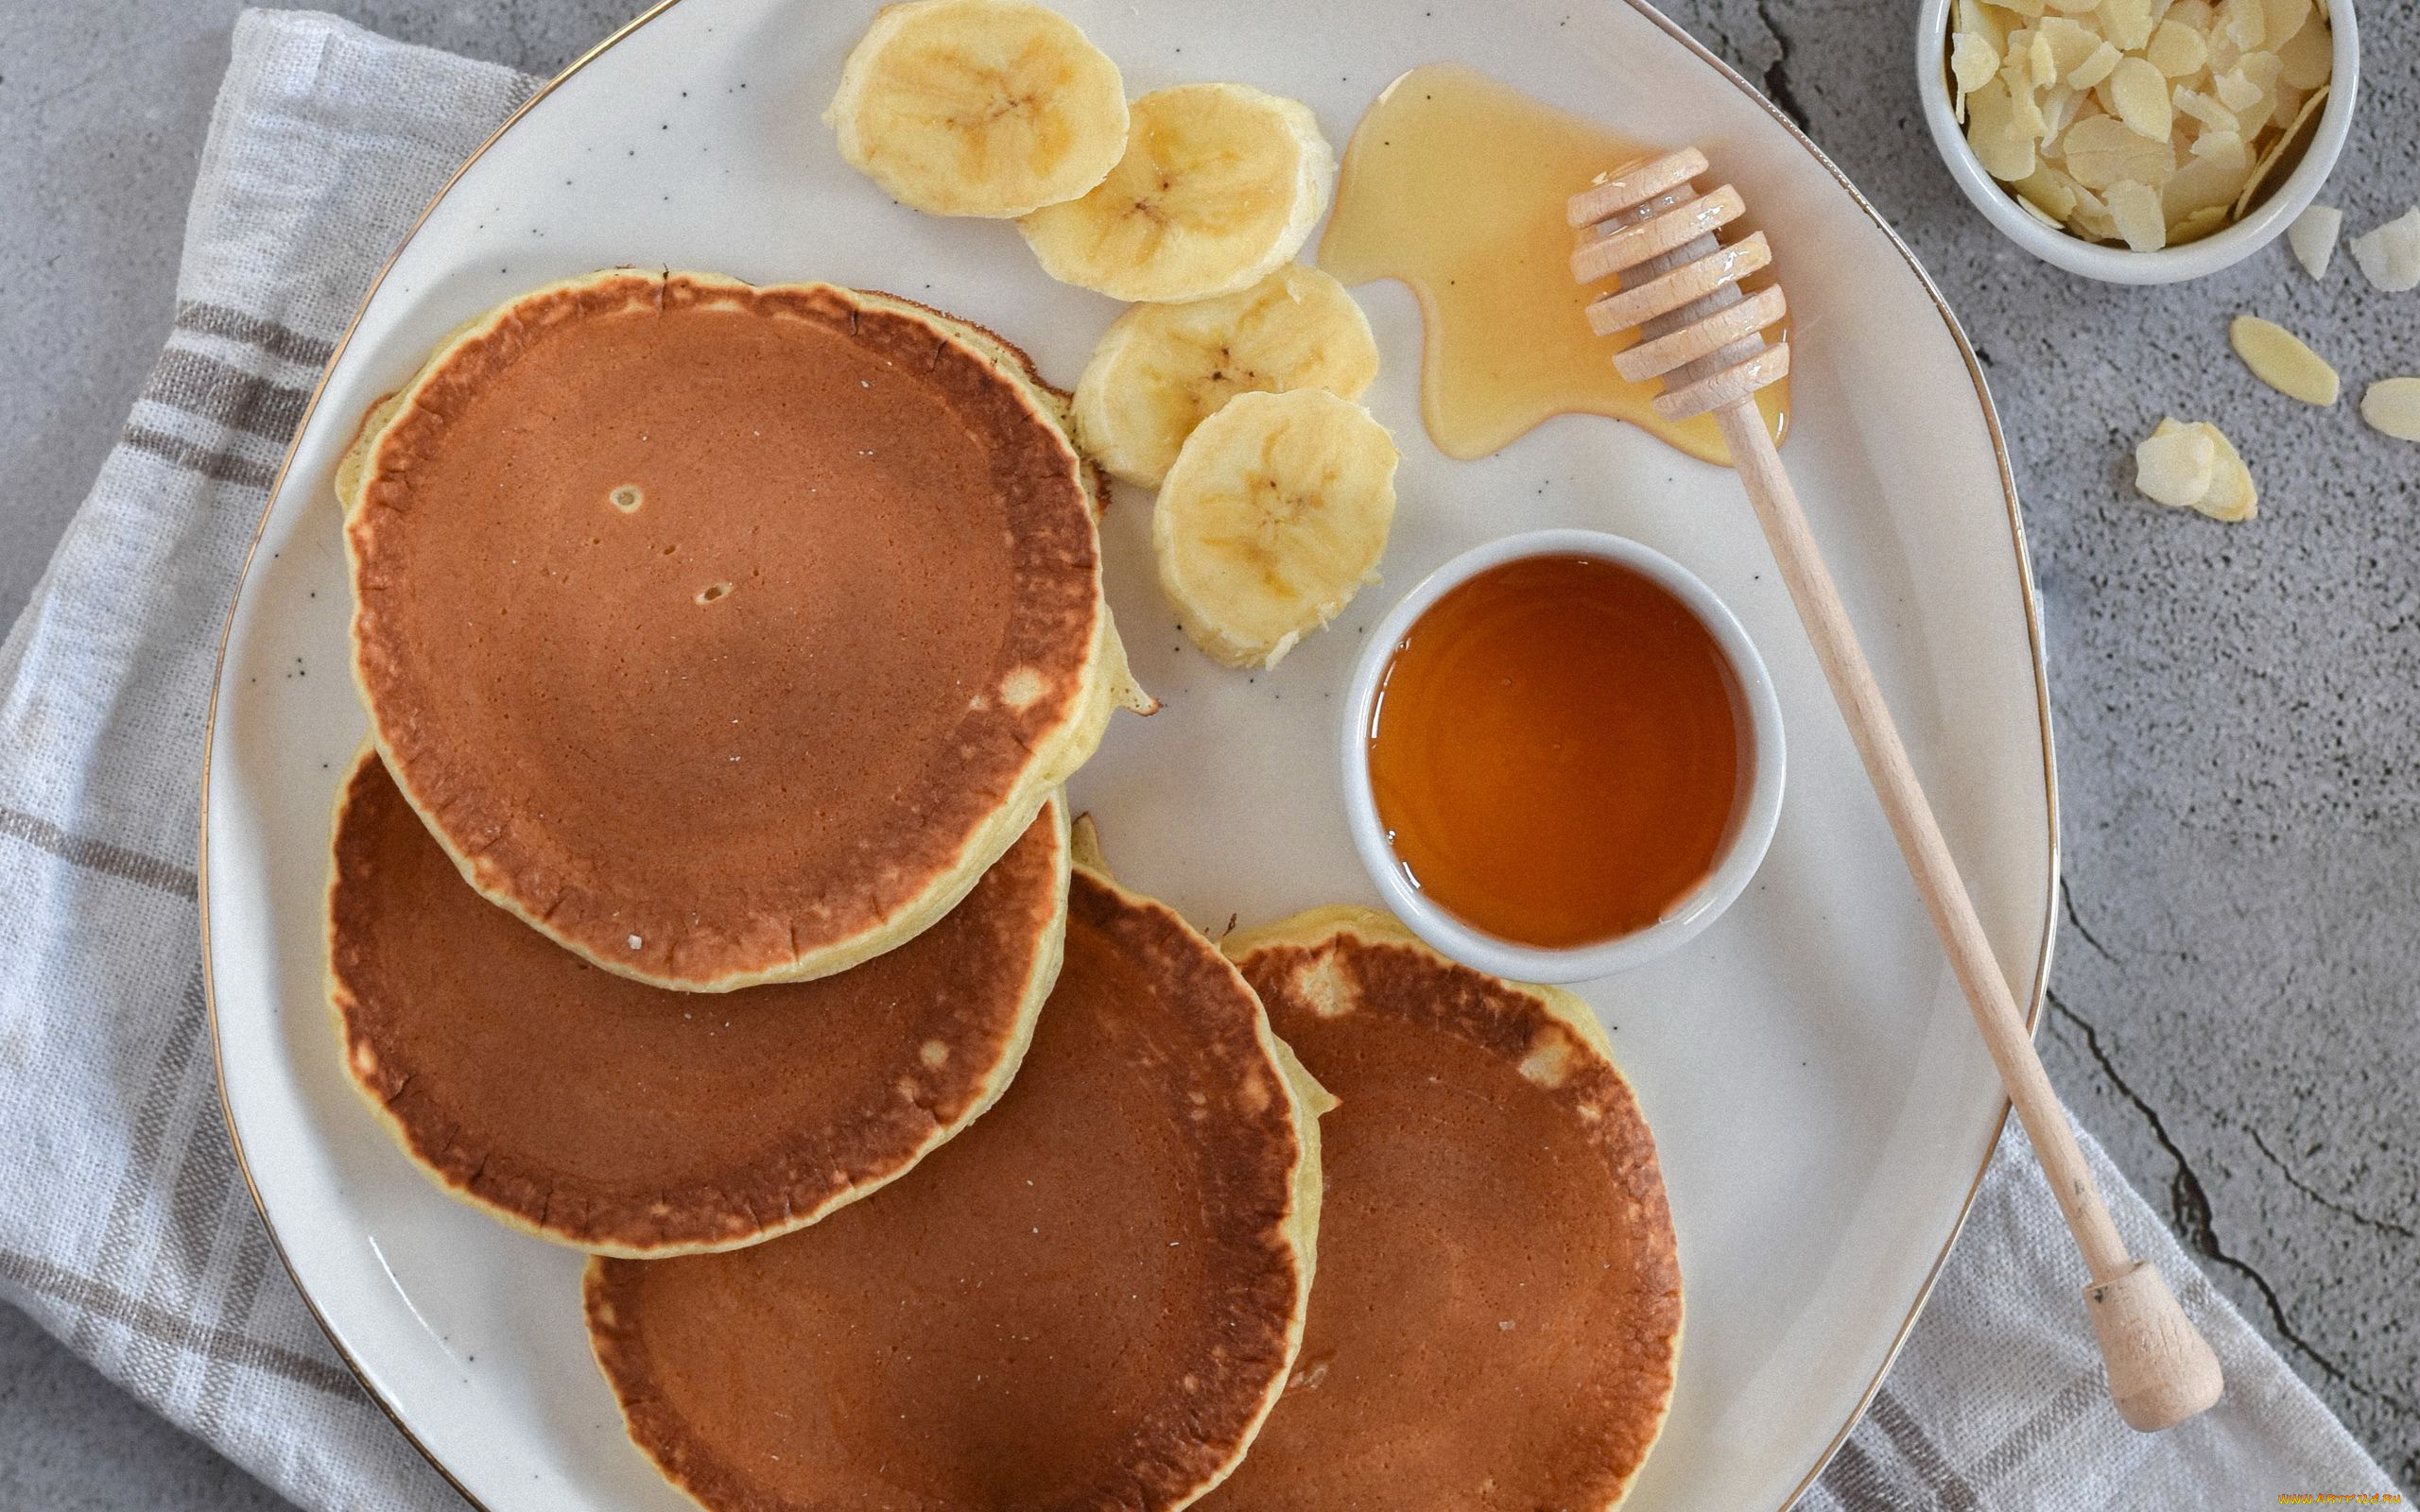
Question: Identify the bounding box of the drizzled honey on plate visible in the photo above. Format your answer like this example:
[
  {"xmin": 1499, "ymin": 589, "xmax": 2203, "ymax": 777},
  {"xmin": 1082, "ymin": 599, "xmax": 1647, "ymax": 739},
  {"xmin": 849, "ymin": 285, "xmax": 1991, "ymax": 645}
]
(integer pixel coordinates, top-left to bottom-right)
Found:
[
  {"xmin": 1365, "ymin": 554, "xmax": 1746, "ymax": 949},
  {"xmin": 1321, "ymin": 62, "xmax": 1786, "ymax": 466}
]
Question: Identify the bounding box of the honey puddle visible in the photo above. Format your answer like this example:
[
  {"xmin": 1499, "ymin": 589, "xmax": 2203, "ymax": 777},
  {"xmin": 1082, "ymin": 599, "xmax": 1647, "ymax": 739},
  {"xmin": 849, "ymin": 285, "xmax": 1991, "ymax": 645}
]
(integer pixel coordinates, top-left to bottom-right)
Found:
[{"xmin": 1321, "ymin": 63, "xmax": 1787, "ymax": 467}]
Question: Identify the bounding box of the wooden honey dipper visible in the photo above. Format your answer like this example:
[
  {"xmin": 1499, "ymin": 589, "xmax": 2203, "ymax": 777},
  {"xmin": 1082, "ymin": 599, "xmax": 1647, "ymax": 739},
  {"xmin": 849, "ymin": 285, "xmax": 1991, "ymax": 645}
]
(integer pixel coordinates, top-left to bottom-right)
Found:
[{"xmin": 1570, "ymin": 150, "xmax": 2224, "ymax": 1433}]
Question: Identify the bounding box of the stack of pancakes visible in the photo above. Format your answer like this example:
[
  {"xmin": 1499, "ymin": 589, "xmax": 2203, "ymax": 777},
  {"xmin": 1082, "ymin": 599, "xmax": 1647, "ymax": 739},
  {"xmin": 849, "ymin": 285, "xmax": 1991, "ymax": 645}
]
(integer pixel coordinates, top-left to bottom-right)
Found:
[{"xmin": 329, "ymin": 267, "xmax": 1682, "ymax": 1511}]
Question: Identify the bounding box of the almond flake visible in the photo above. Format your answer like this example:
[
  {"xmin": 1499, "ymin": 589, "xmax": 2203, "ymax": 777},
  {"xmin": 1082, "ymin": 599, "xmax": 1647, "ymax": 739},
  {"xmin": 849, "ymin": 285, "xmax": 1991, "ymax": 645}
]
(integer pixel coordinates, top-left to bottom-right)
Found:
[
  {"xmin": 2109, "ymin": 58, "xmax": 2174, "ymax": 137},
  {"xmin": 2234, "ymin": 84, "xmax": 2326, "ymax": 217},
  {"xmin": 2135, "ymin": 421, "xmax": 2217, "ymax": 507},
  {"xmin": 2213, "ymin": 66, "xmax": 2264, "ymax": 113},
  {"xmin": 2275, "ymin": 16, "xmax": 2330, "ymax": 88},
  {"xmin": 2107, "ymin": 179, "xmax": 2169, "ymax": 249},
  {"xmin": 2360, "ymin": 378, "xmax": 2420, "ymax": 443},
  {"xmin": 2064, "ymin": 112, "xmax": 2173, "ymax": 189},
  {"xmin": 2228, "ymin": 315, "xmax": 2339, "ymax": 405},
  {"xmin": 2260, "ymin": 0, "xmax": 2311, "ymax": 43},
  {"xmin": 2146, "ymin": 18, "xmax": 2209, "ymax": 73},
  {"xmin": 2221, "ymin": 0, "xmax": 2267, "ymax": 47},
  {"xmin": 1952, "ymin": 30, "xmax": 2003, "ymax": 94},
  {"xmin": 2189, "ymin": 421, "xmax": 2257, "ymax": 521},
  {"xmin": 2286, "ymin": 203, "xmax": 2341, "ymax": 278},
  {"xmin": 2173, "ymin": 89, "xmax": 2239, "ymax": 135},
  {"xmin": 2067, "ymin": 39, "xmax": 2123, "ymax": 87},
  {"xmin": 2101, "ymin": 0, "xmax": 2156, "ymax": 47},
  {"xmin": 1967, "ymin": 78, "xmax": 2042, "ymax": 180},
  {"xmin": 2347, "ymin": 208, "xmax": 2420, "ymax": 293}
]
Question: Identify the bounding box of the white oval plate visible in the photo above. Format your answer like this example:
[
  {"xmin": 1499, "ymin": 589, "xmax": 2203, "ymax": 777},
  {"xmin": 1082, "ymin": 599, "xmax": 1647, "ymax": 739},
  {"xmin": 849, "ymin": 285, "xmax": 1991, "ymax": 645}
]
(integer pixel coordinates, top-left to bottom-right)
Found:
[{"xmin": 202, "ymin": 1, "xmax": 2056, "ymax": 1507}]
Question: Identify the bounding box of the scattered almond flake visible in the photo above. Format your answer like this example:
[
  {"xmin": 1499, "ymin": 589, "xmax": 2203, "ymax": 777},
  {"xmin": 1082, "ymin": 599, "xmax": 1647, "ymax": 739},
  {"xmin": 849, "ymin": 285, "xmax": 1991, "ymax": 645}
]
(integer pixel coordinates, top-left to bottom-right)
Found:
[
  {"xmin": 2107, "ymin": 179, "xmax": 2169, "ymax": 249},
  {"xmin": 2360, "ymin": 378, "xmax": 2420, "ymax": 443},
  {"xmin": 2171, "ymin": 0, "xmax": 2215, "ymax": 24},
  {"xmin": 2046, "ymin": 0, "xmax": 2100, "ymax": 10},
  {"xmin": 2191, "ymin": 421, "xmax": 2258, "ymax": 521},
  {"xmin": 1952, "ymin": 30, "xmax": 2002, "ymax": 94},
  {"xmin": 2347, "ymin": 210, "xmax": 2420, "ymax": 292},
  {"xmin": 2285, "ymin": 203, "xmax": 2340, "ymax": 277},
  {"xmin": 2003, "ymin": 0, "xmax": 2049, "ymax": 13},
  {"xmin": 2135, "ymin": 421, "xmax": 2217, "ymax": 507},
  {"xmin": 2147, "ymin": 18, "xmax": 2208, "ymax": 73},
  {"xmin": 2017, "ymin": 196, "xmax": 2065, "ymax": 229},
  {"xmin": 2108, "ymin": 58, "xmax": 2173, "ymax": 138},
  {"xmin": 2190, "ymin": 129, "xmax": 2245, "ymax": 160},
  {"xmin": 2228, "ymin": 315, "xmax": 2339, "ymax": 405},
  {"xmin": 2223, "ymin": 0, "xmax": 2268, "ymax": 45},
  {"xmin": 2068, "ymin": 39, "xmax": 2123, "ymax": 87}
]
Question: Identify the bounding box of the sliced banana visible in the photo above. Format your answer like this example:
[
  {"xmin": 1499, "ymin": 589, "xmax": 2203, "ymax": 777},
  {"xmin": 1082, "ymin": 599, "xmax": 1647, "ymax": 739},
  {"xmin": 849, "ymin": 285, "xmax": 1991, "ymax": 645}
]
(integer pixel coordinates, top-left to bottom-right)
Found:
[
  {"xmin": 1073, "ymin": 265, "xmax": 1378, "ymax": 488},
  {"xmin": 826, "ymin": 0, "xmax": 1129, "ymax": 218},
  {"xmin": 1154, "ymin": 389, "xmax": 1398, "ymax": 669},
  {"xmin": 1021, "ymin": 83, "xmax": 1335, "ymax": 303}
]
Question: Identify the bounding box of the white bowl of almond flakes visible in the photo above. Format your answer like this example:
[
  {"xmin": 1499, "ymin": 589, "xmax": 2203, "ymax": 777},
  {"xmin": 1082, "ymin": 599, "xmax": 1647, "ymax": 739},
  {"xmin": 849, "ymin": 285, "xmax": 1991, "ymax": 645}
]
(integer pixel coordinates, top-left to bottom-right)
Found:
[{"xmin": 1916, "ymin": 0, "xmax": 2359, "ymax": 283}]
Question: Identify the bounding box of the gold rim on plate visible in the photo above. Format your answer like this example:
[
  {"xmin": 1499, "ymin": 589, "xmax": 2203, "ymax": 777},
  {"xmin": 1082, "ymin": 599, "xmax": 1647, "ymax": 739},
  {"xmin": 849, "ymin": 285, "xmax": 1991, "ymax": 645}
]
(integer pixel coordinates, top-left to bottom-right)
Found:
[{"xmin": 195, "ymin": 3, "xmax": 2058, "ymax": 1506}]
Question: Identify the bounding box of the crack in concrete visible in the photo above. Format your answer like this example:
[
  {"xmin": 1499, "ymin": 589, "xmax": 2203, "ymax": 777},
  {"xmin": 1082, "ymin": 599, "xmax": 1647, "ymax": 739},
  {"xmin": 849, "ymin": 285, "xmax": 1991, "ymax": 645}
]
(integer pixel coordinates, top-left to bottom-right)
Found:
[
  {"xmin": 2045, "ymin": 990, "xmax": 2419, "ymax": 1418},
  {"xmin": 1752, "ymin": 0, "xmax": 1812, "ymax": 129},
  {"xmin": 2058, "ymin": 883, "xmax": 2120, "ymax": 967},
  {"xmin": 2238, "ymin": 1121, "xmax": 2418, "ymax": 1243}
]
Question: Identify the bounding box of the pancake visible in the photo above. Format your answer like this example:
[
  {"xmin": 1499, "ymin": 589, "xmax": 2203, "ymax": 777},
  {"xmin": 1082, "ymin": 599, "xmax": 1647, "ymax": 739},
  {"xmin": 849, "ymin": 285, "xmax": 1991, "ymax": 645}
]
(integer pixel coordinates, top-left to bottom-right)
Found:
[
  {"xmin": 583, "ymin": 850, "xmax": 1329, "ymax": 1511},
  {"xmin": 343, "ymin": 268, "xmax": 1121, "ymax": 991},
  {"xmin": 327, "ymin": 748, "xmax": 1066, "ymax": 1257},
  {"xmin": 1201, "ymin": 906, "xmax": 1682, "ymax": 1512}
]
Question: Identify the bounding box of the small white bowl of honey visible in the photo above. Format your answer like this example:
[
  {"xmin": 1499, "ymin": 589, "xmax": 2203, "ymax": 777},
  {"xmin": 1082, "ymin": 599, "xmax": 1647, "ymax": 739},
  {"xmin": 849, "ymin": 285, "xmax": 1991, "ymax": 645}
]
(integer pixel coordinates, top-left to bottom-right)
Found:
[{"xmin": 1342, "ymin": 529, "xmax": 1785, "ymax": 984}]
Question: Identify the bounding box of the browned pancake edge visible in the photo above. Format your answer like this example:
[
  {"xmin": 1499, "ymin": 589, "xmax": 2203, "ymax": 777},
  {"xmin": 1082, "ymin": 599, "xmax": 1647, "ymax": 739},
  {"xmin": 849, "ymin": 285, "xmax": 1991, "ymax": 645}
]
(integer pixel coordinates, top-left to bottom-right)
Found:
[
  {"xmin": 1206, "ymin": 903, "xmax": 1681, "ymax": 1512},
  {"xmin": 327, "ymin": 747, "xmax": 1068, "ymax": 1257},
  {"xmin": 580, "ymin": 865, "xmax": 1325, "ymax": 1512},
  {"xmin": 344, "ymin": 268, "xmax": 1104, "ymax": 991}
]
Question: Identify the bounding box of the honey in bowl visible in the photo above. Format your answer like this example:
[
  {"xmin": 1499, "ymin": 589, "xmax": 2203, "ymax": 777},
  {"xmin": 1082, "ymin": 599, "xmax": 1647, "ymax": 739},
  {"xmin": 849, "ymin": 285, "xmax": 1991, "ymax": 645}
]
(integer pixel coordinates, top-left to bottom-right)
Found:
[{"xmin": 1366, "ymin": 554, "xmax": 1747, "ymax": 949}]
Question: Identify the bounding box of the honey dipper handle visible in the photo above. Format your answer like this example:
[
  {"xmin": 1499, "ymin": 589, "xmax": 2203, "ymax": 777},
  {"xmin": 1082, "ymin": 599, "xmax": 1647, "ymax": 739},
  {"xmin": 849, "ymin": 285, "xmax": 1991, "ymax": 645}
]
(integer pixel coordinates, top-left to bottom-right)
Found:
[{"xmin": 1710, "ymin": 402, "xmax": 2224, "ymax": 1433}]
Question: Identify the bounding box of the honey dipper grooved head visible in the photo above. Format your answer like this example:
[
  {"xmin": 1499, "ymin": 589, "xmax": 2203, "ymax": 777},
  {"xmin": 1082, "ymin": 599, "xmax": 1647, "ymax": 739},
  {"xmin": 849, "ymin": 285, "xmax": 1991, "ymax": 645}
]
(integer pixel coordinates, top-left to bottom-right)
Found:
[{"xmin": 1568, "ymin": 148, "xmax": 1789, "ymax": 422}]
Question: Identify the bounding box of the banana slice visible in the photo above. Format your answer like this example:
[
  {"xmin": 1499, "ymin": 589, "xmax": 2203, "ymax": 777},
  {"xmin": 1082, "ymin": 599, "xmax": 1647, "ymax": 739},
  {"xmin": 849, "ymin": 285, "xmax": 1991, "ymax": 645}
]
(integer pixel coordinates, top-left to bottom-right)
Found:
[
  {"xmin": 1154, "ymin": 388, "xmax": 1398, "ymax": 668},
  {"xmin": 1074, "ymin": 266, "xmax": 1378, "ymax": 488},
  {"xmin": 1022, "ymin": 83, "xmax": 1335, "ymax": 303},
  {"xmin": 826, "ymin": 0, "xmax": 1129, "ymax": 218}
]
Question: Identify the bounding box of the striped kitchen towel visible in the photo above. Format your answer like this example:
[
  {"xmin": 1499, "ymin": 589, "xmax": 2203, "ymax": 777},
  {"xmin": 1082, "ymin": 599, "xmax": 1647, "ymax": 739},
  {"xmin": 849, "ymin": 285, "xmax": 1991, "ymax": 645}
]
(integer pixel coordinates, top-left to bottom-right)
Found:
[{"xmin": 0, "ymin": 9, "xmax": 2400, "ymax": 1512}]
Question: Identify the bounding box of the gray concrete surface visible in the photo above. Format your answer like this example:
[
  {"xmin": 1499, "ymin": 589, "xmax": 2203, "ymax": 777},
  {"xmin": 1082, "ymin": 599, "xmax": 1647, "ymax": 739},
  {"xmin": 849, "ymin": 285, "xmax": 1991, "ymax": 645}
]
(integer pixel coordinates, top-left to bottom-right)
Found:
[{"xmin": 2, "ymin": 0, "xmax": 2412, "ymax": 1504}]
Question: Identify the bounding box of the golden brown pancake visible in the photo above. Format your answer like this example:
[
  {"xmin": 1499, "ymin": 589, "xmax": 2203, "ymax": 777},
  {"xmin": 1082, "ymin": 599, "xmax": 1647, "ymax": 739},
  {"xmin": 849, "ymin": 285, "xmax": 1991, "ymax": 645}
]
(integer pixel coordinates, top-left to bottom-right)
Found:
[
  {"xmin": 584, "ymin": 857, "xmax": 1328, "ymax": 1511},
  {"xmin": 343, "ymin": 268, "xmax": 1114, "ymax": 992},
  {"xmin": 1203, "ymin": 905, "xmax": 1682, "ymax": 1512},
  {"xmin": 327, "ymin": 748, "xmax": 1065, "ymax": 1257}
]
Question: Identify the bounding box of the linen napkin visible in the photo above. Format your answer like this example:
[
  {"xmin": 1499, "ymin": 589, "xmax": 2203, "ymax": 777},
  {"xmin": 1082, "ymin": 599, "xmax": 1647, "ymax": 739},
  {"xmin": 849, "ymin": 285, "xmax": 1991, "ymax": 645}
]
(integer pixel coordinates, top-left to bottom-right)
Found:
[{"xmin": 0, "ymin": 10, "xmax": 2399, "ymax": 1511}]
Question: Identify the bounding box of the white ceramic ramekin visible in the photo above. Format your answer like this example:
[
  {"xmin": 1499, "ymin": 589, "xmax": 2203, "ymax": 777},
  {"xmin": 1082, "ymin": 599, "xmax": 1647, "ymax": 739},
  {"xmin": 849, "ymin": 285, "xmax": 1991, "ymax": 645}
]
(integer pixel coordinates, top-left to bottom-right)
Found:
[
  {"xmin": 1340, "ymin": 529, "xmax": 1786, "ymax": 984},
  {"xmin": 1913, "ymin": 0, "xmax": 2360, "ymax": 284}
]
